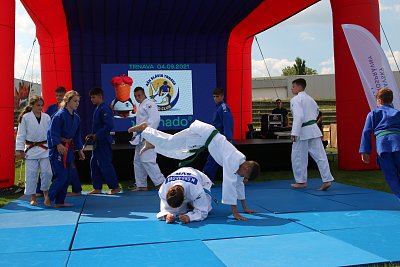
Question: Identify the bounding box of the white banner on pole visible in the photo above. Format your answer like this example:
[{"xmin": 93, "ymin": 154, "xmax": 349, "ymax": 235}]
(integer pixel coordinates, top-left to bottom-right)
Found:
[{"xmin": 342, "ymin": 24, "xmax": 399, "ymax": 110}]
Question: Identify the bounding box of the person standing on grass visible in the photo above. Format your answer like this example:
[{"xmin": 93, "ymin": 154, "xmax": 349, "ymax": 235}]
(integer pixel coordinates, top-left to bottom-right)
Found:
[
  {"xmin": 360, "ymin": 88, "xmax": 400, "ymax": 199},
  {"xmin": 15, "ymin": 96, "xmax": 52, "ymax": 206},
  {"xmin": 86, "ymin": 87, "xmax": 121, "ymax": 195},
  {"xmin": 45, "ymin": 91, "xmax": 85, "ymax": 208},
  {"xmin": 290, "ymin": 78, "xmax": 334, "ymax": 190}
]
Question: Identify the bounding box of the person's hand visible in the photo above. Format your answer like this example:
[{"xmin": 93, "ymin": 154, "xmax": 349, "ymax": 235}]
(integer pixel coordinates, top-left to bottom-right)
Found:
[
  {"xmin": 15, "ymin": 150, "xmax": 25, "ymax": 161},
  {"xmin": 178, "ymin": 214, "xmax": 190, "ymax": 224},
  {"xmin": 361, "ymin": 153, "xmax": 370, "ymax": 164},
  {"xmin": 78, "ymin": 149, "xmax": 85, "ymax": 160},
  {"xmin": 57, "ymin": 144, "xmax": 67, "ymax": 155},
  {"xmin": 291, "ymin": 136, "xmax": 297, "ymax": 142},
  {"xmin": 165, "ymin": 214, "xmax": 175, "ymax": 224},
  {"xmin": 127, "ymin": 127, "xmax": 135, "ymax": 133}
]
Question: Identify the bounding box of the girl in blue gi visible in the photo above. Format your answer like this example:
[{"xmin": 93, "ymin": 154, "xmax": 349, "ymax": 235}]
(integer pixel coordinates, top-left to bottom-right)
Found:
[
  {"xmin": 360, "ymin": 88, "xmax": 400, "ymax": 199},
  {"xmin": 86, "ymin": 87, "xmax": 121, "ymax": 194},
  {"xmin": 45, "ymin": 91, "xmax": 85, "ymax": 207}
]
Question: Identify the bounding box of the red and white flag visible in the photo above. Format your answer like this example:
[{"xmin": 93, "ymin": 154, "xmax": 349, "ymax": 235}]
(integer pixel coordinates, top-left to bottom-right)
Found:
[{"xmin": 342, "ymin": 24, "xmax": 399, "ymax": 110}]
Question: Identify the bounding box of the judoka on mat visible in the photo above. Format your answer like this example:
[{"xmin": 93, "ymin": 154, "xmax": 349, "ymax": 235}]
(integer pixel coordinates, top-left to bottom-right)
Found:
[
  {"xmin": 15, "ymin": 96, "xmax": 52, "ymax": 206},
  {"xmin": 157, "ymin": 167, "xmax": 213, "ymax": 224},
  {"xmin": 290, "ymin": 78, "xmax": 334, "ymax": 190},
  {"xmin": 128, "ymin": 120, "xmax": 260, "ymax": 220}
]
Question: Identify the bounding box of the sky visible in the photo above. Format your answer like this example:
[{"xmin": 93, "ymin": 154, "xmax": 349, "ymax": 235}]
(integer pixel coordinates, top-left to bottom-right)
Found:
[{"xmin": 14, "ymin": 0, "xmax": 400, "ymax": 83}]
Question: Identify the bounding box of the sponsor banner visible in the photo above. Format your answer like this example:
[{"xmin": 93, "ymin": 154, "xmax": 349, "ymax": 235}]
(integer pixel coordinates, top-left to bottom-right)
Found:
[
  {"xmin": 342, "ymin": 24, "xmax": 399, "ymax": 110},
  {"xmin": 101, "ymin": 63, "xmax": 216, "ymax": 131}
]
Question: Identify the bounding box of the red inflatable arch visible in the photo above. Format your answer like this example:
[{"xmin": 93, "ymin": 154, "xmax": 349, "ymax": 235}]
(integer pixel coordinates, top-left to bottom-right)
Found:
[{"xmin": 0, "ymin": 0, "xmax": 379, "ymax": 188}]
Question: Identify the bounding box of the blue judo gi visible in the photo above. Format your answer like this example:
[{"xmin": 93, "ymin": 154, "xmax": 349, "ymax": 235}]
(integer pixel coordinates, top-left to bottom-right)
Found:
[
  {"xmin": 203, "ymin": 101, "xmax": 234, "ymax": 181},
  {"xmin": 47, "ymin": 108, "xmax": 83, "ymax": 204},
  {"xmin": 40, "ymin": 104, "xmax": 82, "ymax": 194},
  {"xmin": 90, "ymin": 103, "xmax": 119, "ymax": 190},
  {"xmin": 360, "ymin": 104, "xmax": 400, "ymax": 198}
]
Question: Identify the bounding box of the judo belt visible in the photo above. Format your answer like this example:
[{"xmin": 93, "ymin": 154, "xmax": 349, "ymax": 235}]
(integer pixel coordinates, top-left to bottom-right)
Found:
[
  {"xmin": 60, "ymin": 137, "xmax": 74, "ymax": 169},
  {"xmin": 375, "ymin": 130, "xmax": 400, "ymax": 138},
  {"xmin": 301, "ymin": 120, "xmax": 316, "ymax": 127},
  {"xmin": 204, "ymin": 188, "xmax": 218, "ymax": 204},
  {"xmin": 178, "ymin": 129, "xmax": 219, "ymax": 167},
  {"xmin": 24, "ymin": 140, "xmax": 48, "ymax": 153}
]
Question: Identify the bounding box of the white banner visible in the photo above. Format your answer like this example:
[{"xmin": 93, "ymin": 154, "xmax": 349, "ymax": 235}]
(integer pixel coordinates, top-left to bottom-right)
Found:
[{"xmin": 342, "ymin": 24, "xmax": 399, "ymax": 110}]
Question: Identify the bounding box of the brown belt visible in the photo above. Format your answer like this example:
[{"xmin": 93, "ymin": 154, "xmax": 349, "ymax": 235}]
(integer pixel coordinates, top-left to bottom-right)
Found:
[{"xmin": 25, "ymin": 140, "xmax": 48, "ymax": 153}]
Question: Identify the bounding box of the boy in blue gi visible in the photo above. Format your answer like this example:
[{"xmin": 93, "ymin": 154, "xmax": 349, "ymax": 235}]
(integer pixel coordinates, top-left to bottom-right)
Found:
[
  {"xmin": 45, "ymin": 91, "xmax": 85, "ymax": 207},
  {"xmin": 87, "ymin": 88, "xmax": 121, "ymax": 195},
  {"xmin": 360, "ymin": 88, "xmax": 400, "ymax": 199},
  {"xmin": 203, "ymin": 88, "xmax": 234, "ymax": 181}
]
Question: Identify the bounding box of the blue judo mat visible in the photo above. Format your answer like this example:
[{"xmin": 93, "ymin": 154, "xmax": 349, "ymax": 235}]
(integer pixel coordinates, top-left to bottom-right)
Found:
[{"xmin": 1, "ymin": 178, "xmax": 400, "ymax": 266}]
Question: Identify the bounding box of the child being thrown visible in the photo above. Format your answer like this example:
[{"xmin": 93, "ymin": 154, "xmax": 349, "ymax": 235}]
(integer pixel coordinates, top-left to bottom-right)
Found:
[{"xmin": 128, "ymin": 120, "xmax": 260, "ymax": 220}]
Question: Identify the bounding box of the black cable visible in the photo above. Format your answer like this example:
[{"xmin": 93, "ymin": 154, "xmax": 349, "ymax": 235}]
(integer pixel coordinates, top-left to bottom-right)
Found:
[
  {"xmin": 254, "ymin": 35, "xmax": 279, "ymax": 99},
  {"xmin": 380, "ymin": 22, "xmax": 400, "ymax": 72}
]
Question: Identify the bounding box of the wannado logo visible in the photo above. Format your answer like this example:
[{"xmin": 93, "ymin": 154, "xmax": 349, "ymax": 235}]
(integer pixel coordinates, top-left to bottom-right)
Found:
[{"xmin": 146, "ymin": 74, "xmax": 180, "ymax": 111}]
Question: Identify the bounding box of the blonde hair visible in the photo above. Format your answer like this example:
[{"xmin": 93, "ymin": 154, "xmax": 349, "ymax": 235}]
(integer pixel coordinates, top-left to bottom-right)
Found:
[
  {"xmin": 18, "ymin": 95, "xmax": 44, "ymax": 123},
  {"xmin": 60, "ymin": 90, "xmax": 80, "ymax": 108}
]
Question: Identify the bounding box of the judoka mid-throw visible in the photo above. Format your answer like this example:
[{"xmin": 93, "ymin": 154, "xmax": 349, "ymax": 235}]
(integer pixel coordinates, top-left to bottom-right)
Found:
[{"xmin": 128, "ymin": 120, "xmax": 260, "ymax": 220}]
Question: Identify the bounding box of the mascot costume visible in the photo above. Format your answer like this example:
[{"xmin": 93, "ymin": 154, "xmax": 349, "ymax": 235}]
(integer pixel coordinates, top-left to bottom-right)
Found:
[{"xmin": 110, "ymin": 74, "xmax": 136, "ymax": 118}]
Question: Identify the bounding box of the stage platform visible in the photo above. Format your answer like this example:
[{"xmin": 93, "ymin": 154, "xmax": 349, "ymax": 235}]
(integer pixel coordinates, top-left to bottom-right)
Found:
[
  {"xmin": 76, "ymin": 138, "xmax": 294, "ymax": 182},
  {"xmin": 1, "ymin": 178, "xmax": 400, "ymax": 266}
]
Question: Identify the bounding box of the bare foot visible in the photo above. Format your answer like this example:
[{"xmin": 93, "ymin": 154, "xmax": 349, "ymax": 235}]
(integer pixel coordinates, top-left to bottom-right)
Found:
[
  {"xmin": 54, "ymin": 203, "xmax": 74, "ymax": 208},
  {"xmin": 291, "ymin": 183, "xmax": 307, "ymax": 189},
  {"xmin": 44, "ymin": 198, "xmax": 51, "ymax": 207},
  {"xmin": 317, "ymin": 181, "xmax": 332, "ymax": 191},
  {"xmin": 87, "ymin": 189, "xmax": 102, "ymax": 195},
  {"xmin": 130, "ymin": 187, "xmax": 148, "ymax": 192},
  {"xmin": 128, "ymin": 122, "xmax": 148, "ymax": 133},
  {"xmin": 140, "ymin": 141, "xmax": 155, "ymax": 156},
  {"xmin": 106, "ymin": 187, "xmax": 121, "ymax": 195},
  {"xmin": 67, "ymin": 192, "xmax": 82, "ymax": 196},
  {"xmin": 30, "ymin": 200, "xmax": 38, "ymax": 206}
]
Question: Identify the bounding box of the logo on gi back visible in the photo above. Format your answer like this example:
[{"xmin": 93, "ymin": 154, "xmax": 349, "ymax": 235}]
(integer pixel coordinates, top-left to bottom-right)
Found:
[{"xmin": 146, "ymin": 75, "xmax": 180, "ymax": 111}]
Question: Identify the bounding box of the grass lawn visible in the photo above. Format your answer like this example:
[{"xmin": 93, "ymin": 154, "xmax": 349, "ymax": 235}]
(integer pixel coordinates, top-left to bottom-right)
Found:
[{"xmin": 0, "ymin": 152, "xmax": 392, "ymax": 208}]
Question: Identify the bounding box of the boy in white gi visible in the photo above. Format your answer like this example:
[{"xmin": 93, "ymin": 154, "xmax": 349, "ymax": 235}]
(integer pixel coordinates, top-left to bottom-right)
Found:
[
  {"xmin": 130, "ymin": 87, "xmax": 165, "ymax": 191},
  {"xmin": 15, "ymin": 96, "xmax": 52, "ymax": 206},
  {"xmin": 158, "ymin": 167, "xmax": 213, "ymax": 224},
  {"xmin": 290, "ymin": 78, "xmax": 334, "ymax": 190},
  {"xmin": 128, "ymin": 120, "xmax": 260, "ymax": 220}
]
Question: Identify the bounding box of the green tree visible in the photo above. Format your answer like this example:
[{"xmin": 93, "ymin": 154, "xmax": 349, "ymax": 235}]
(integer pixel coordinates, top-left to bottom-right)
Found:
[{"xmin": 282, "ymin": 57, "xmax": 318, "ymax": 76}]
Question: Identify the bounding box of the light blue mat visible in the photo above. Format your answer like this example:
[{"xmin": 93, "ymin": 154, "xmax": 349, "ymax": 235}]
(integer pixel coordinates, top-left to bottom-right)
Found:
[
  {"xmin": 323, "ymin": 225, "xmax": 400, "ymax": 262},
  {"xmin": 0, "ymin": 251, "xmax": 70, "ymax": 267},
  {"xmin": 204, "ymin": 232, "xmax": 388, "ymax": 267},
  {"xmin": 69, "ymin": 240, "xmax": 225, "ymax": 266},
  {"xmin": 0, "ymin": 225, "xmax": 76, "ymax": 253}
]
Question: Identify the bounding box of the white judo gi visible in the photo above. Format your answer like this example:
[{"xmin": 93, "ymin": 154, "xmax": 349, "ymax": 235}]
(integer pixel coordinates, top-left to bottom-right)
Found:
[
  {"xmin": 157, "ymin": 167, "xmax": 213, "ymax": 222},
  {"xmin": 133, "ymin": 98, "xmax": 165, "ymax": 187},
  {"xmin": 290, "ymin": 91, "xmax": 334, "ymax": 184},
  {"xmin": 142, "ymin": 120, "xmax": 246, "ymax": 206},
  {"xmin": 15, "ymin": 111, "xmax": 52, "ymax": 195}
]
